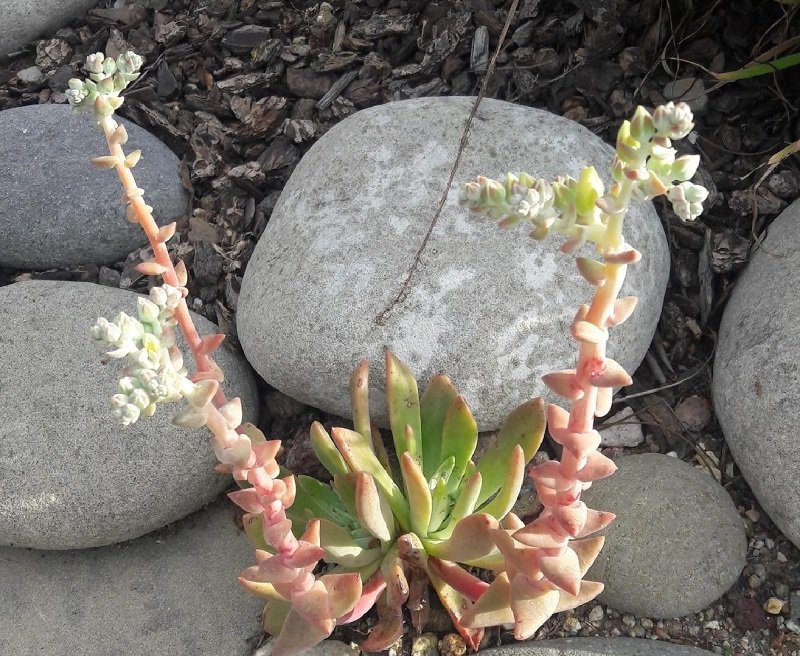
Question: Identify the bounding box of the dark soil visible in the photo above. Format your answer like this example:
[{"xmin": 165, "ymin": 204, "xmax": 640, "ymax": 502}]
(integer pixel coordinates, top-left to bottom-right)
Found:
[{"xmin": 2, "ymin": 1, "xmax": 800, "ymax": 655}]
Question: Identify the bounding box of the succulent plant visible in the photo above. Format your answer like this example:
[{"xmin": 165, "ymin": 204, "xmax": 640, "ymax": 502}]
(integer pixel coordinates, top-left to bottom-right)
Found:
[{"xmin": 234, "ymin": 352, "xmax": 556, "ymax": 653}]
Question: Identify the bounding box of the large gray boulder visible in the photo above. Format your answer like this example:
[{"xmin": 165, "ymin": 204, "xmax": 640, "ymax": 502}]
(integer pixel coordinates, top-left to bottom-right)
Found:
[
  {"xmin": 0, "ymin": 104, "xmax": 187, "ymax": 269},
  {"xmin": 0, "ymin": 281, "xmax": 258, "ymax": 549},
  {"xmin": 582, "ymin": 454, "xmax": 746, "ymax": 618},
  {"xmin": 238, "ymin": 97, "xmax": 670, "ymax": 431},
  {"xmin": 478, "ymin": 638, "xmax": 716, "ymax": 656},
  {"xmin": 0, "ymin": 0, "xmax": 98, "ymax": 56},
  {"xmin": 0, "ymin": 498, "xmax": 264, "ymax": 656},
  {"xmin": 714, "ymin": 199, "xmax": 800, "ymax": 547}
]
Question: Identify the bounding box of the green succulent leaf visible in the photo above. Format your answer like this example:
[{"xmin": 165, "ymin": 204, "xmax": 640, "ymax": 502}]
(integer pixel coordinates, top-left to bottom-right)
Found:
[
  {"xmin": 428, "ymin": 477, "xmax": 450, "ymax": 534},
  {"xmin": 430, "ymin": 470, "xmax": 482, "ymax": 540},
  {"xmin": 355, "ymin": 472, "xmax": 396, "ymax": 543},
  {"xmin": 440, "ymin": 396, "xmax": 479, "ymax": 495},
  {"xmin": 474, "ymin": 398, "xmax": 545, "ymax": 506},
  {"xmin": 478, "ymin": 444, "xmax": 525, "ymax": 520},
  {"xmin": 318, "ymin": 518, "xmax": 382, "ymax": 568},
  {"xmin": 331, "ymin": 427, "xmax": 410, "ymax": 532},
  {"xmin": 332, "ymin": 472, "xmax": 359, "ymax": 518},
  {"xmin": 310, "ymin": 422, "xmax": 349, "ymax": 478},
  {"xmin": 419, "ymin": 374, "xmax": 459, "ymax": 478},
  {"xmin": 349, "ymin": 359, "xmax": 373, "ymax": 445},
  {"xmin": 385, "ymin": 351, "xmax": 423, "ymax": 467},
  {"xmin": 290, "ymin": 475, "xmax": 355, "ymax": 528},
  {"xmin": 400, "ymin": 452, "xmax": 433, "ymax": 537},
  {"xmin": 242, "ymin": 512, "xmax": 270, "ymax": 552}
]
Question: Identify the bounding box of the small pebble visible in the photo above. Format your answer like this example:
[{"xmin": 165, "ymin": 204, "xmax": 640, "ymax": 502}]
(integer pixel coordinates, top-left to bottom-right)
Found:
[
  {"xmin": 588, "ymin": 605, "xmax": 604, "ymax": 623},
  {"xmin": 622, "ymin": 614, "xmax": 636, "ymax": 627},
  {"xmin": 438, "ymin": 634, "xmax": 465, "ymax": 656},
  {"xmin": 765, "ymin": 537, "xmax": 774, "ymax": 548},
  {"xmin": 562, "ymin": 617, "xmax": 581, "ymax": 634},
  {"xmin": 786, "ymin": 619, "xmax": 800, "ymax": 633},
  {"xmin": 744, "ymin": 508, "xmax": 761, "ymax": 522},
  {"xmin": 777, "ymin": 551, "xmax": 788, "ymax": 563},
  {"xmin": 640, "ymin": 618, "xmax": 654, "ymax": 629},
  {"xmin": 704, "ymin": 620, "xmax": 720, "ymax": 629},
  {"xmin": 765, "ymin": 597, "xmax": 784, "ymax": 614},
  {"xmin": 748, "ymin": 575, "xmax": 763, "ymax": 589},
  {"xmin": 411, "ymin": 633, "xmax": 439, "ymax": 656},
  {"xmin": 629, "ymin": 626, "xmax": 646, "ymax": 638},
  {"xmin": 17, "ymin": 65, "xmax": 45, "ymax": 84}
]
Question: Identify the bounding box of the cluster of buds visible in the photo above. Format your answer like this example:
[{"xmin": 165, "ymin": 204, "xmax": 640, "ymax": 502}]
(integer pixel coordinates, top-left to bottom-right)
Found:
[
  {"xmin": 90, "ymin": 285, "xmax": 199, "ymax": 426},
  {"xmin": 461, "ymin": 102, "xmax": 709, "ymax": 235},
  {"xmin": 66, "ymin": 51, "xmax": 143, "ymax": 120}
]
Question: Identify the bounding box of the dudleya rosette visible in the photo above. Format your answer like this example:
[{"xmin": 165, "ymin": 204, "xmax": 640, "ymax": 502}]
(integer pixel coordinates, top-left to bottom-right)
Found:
[{"xmin": 90, "ymin": 284, "xmax": 205, "ymax": 426}]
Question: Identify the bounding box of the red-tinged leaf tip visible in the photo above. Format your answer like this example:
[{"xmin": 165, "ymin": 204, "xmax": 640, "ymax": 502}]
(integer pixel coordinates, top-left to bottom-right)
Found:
[
  {"xmin": 575, "ymin": 509, "xmax": 616, "ymax": 538},
  {"xmin": 608, "ymin": 296, "xmax": 638, "ymax": 327},
  {"xmin": 513, "ymin": 515, "xmax": 569, "ymax": 549},
  {"xmin": 321, "ymin": 572, "xmax": 363, "ymax": 619},
  {"xmin": 175, "ymin": 258, "xmax": 188, "ymax": 286},
  {"xmin": 604, "ymin": 248, "xmax": 642, "ymax": 265},
  {"xmin": 528, "ymin": 460, "xmax": 573, "ymax": 492},
  {"xmin": 428, "ymin": 558, "xmax": 490, "ymax": 602},
  {"xmin": 575, "ymin": 450, "xmax": 618, "ymax": 482},
  {"xmin": 135, "ymin": 260, "xmax": 169, "ymax": 276},
  {"xmin": 546, "ymin": 403, "xmax": 570, "ymax": 431},
  {"xmin": 537, "ymin": 548, "xmax": 582, "ymax": 596},
  {"xmin": 588, "ymin": 358, "xmax": 632, "ymax": 388},
  {"xmin": 576, "ymin": 257, "xmax": 607, "ymax": 286},
  {"xmin": 542, "ymin": 370, "xmax": 584, "ymax": 401},
  {"xmin": 187, "ymin": 378, "xmax": 219, "ymax": 408},
  {"xmin": 571, "ymin": 320, "xmax": 606, "ymax": 345}
]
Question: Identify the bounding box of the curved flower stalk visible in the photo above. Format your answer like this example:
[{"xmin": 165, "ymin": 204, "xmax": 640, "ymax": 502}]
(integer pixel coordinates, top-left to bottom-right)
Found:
[
  {"xmin": 457, "ymin": 102, "xmax": 708, "ymax": 638},
  {"xmin": 238, "ymin": 352, "xmax": 548, "ymax": 653}
]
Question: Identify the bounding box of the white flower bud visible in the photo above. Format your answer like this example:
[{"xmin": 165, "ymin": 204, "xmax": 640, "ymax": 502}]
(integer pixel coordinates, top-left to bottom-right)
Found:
[
  {"xmin": 137, "ymin": 297, "xmax": 160, "ymax": 324},
  {"xmin": 85, "ymin": 53, "xmax": 105, "ymax": 74},
  {"xmin": 149, "ymin": 286, "xmax": 168, "ymax": 308}
]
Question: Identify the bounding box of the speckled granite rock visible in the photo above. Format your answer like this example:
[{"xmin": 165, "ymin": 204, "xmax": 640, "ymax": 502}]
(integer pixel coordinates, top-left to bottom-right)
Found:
[
  {"xmin": 0, "ymin": 281, "xmax": 258, "ymax": 549},
  {"xmin": 0, "ymin": 0, "xmax": 98, "ymax": 56},
  {"xmin": 0, "ymin": 104, "xmax": 186, "ymax": 269},
  {"xmin": 478, "ymin": 637, "xmax": 716, "ymax": 656},
  {"xmin": 0, "ymin": 498, "xmax": 264, "ymax": 656},
  {"xmin": 238, "ymin": 96, "xmax": 670, "ymax": 431}
]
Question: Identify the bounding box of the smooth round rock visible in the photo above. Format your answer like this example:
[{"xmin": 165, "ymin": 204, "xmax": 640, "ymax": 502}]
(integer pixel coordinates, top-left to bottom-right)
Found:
[
  {"xmin": 0, "ymin": 281, "xmax": 258, "ymax": 549},
  {"xmin": 0, "ymin": 499, "xmax": 264, "ymax": 656},
  {"xmin": 478, "ymin": 638, "xmax": 716, "ymax": 656},
  {"xmin": 582, "ymin": 454, "xmax": 746, "ymax": 618},
  {"xmin": 714, "ymin": 199, "xmax": 800, "ymax": 547},
  {"xmin": 238, "ymin": 97, "xmax": 669, "ymax": 431},
  {"xmin": 0, "ymin": 0, "xmax": 97, "ymax": 55},
  {"xmin": 0, "ymin": 104, "xmax": 187, "ymax": 269}
]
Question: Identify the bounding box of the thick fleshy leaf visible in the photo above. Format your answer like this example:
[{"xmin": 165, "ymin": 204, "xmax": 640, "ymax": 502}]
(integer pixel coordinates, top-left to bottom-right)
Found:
[
  {"xmin": 355, "ymin": 472, "xmax": 395, "ymax": 542},
  {"xmin": 479, "ymin": 444, "xmax": 525, "ymax": 519},
  {"xmin": 292, "ymin": 475, "xmax": 353, "ymax": 527},
  {"xmin": 429, "ymin": 471, "xmax": 482, "ymax": 540},
  {"xmin": 431, "ymin": 513, "xmax": 499, "ymax": 562},
  {"xmin": 228, "ymin": 488, "xmax": 264, "ymax": 514},
  {"xmin": 186, "ymin": 379, "xmax": 218, "ymax": 408},
  {"xmin": 401, "ymin": 452, "xmax": 432, "ymax": 537},
  {"xmin": 570, "ymin": 536, "xmax": 605, "ymax": 575},
  {"xmin": 595, "ymin": 386, "xmax": 613, "ymax": 417},
  {"xmin": 571, "ymin": 320, "xmax": 606, "ymax": 344},
  {"xmin": 271, "ymin": 607, "xmax": 331, "ymax": 656},
  {"xmin": 369, "ymin": 423, "xmax": 395, "ymax": 481},
  {"xmin": 427, "ymin": 565, "xmax": 486, "ymax": 650},
  {"xmin": 337, "ymin": 572, "xmax": 387, "ymax": 625},
  {"xmin": 509, "ymin": 575, "xmax": 560, "ymax": 639},
  {"xmin": 460, "ymin": 572, "xmax": 514, "ymax": 628},
  {"xmin": 380, "ymin": 547, "xmax": 409, "ymax": 610},
  {"xmin": 607, "ymin": 296, "xmax": 638, "ymax": 327},
  {"xmin": 331, "ymin": 427, "xmax": 410, "ymax": 530},
  {"xmin": 419, "ymin": 374, "xmax": 460, "ymax": 477},
  {"xmin": 171, "ymin": 406, "xmax": 208, "ymax": 429},
  {"xmin": 587, "ymin": 357, "xmax": 632, "ymax": 388},
  {"xmin": 475, "ymin": 398, "xmax": 546, "ymax": 505},
  {"xmin": 321, "ymin": 572, "xmax": 363, "ymax": 619},
  {"xmin": 528, "ymin": 460, "xmax": 573, "ymax": 492},
  {"xmin": 428, "ymin": 558, "xmax": 489, "ymax": 601},
  {"xmin": 428, "ymin": 477, "xmax": 450, "ymax": 534},
  {"xmin": 294, "ymin": 580, "xmax": 335, "ymax": 634},
  {"xmin": 550, "ymin": 501, "xmax": 588, "ymax": 537},
  {"xmin": 514, "ymin": 514, "xmax": 569, "ymax": 549},
  {"xmin": 360, "ymin": 602, "xmax": 404, "ymax": 653},
  {"xmin": 242, "ymin": 513, "xmax": 270, "ymax": 551},
  {"xmin": 548, "ymin": 427, "xmax": 602, "ymax": 458},
  {"xmin": 262, "ymin": 599, "xmax": 292, "ymax": 636},
  {"xmin": 199, "ymin": 332, "xmax": 226, "ymax": 357},
  {"xmin": 318, "ymin": 519, "xmax": 382, "ymax": 567},
  {"xmin": 555, "ymin": 580, "xmax": 605, "ymax": 613},
  {"xmin": 284, "ymin": 541, "xmax": 326, "ymax": 569},
  {"xmin": 575, "ymin": 509, "xmax": 616, "ymax": 537},
  {"xmin": 238, "ymin": 575, "xmax": 283, "ymax": 601},
  {"xmin": 439, "ymin": 395, "xmax": 479, "ymax": 494},
  {"xmin": 604, "ymin": 247, "xmax": 642, "ymax": 264},
  {"xmin": 349, "ymin": 359, "xmax": 374, "ymax": 446},
  {"xmin": 331, "ymin": 472, "xmax": 358, "ymax": 518},
  {"xmin": 310, "ymin": 422, "xmax": 349, "ymax": 477},
  {"xmin": 385, "ymin": 351, "xmax": 422, "ymax": 466},
  {"xmin": 575, "ymin": 450, "xmax": 618, "ymax": 482},
  {"xmin": 576, "ymin": 257, "xmax": 607, "ymax": 286},
  {"xmin": 218, "ymin": 397, "xmax": 242, "ymax": 428},
  {"xmin": 541, "ymin": 370, "xmax": 584, "ymax": 401},
  {"xmin": 538, "ymin": 547, "xmax": 581, "ymax": 595}
]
